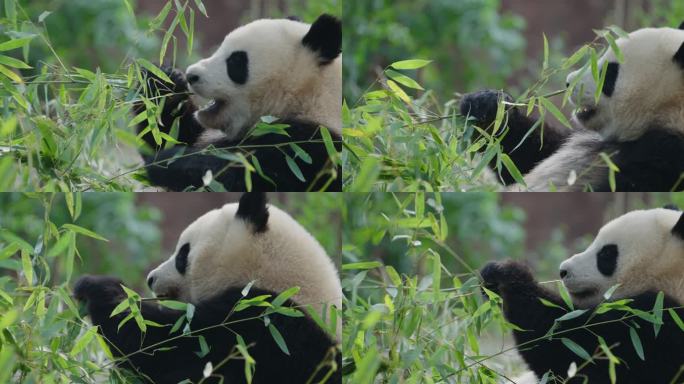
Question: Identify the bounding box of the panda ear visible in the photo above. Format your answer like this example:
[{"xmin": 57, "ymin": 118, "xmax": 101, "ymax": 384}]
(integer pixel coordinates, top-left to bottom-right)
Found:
[
  {"xmin": 302, "ymin": 14, "xmax": 341, "ymax": 65},
  {"xmin": 674, "ymin": 41, "xmax": 684, "ymax": 69},
  {"xmin": 673, "ymin": 212, "xmax": 684, "ymax": 239},
  {"xmin": 679, "ymin": 21, "xmax": 684, "ymax": 30},
  {"xmin": 663, "ymin": 204, "xmax": 681, "ymax": 211},
  {"xmin": 236, "ymin": 193, "xmax": 269, "ymax": 233}
]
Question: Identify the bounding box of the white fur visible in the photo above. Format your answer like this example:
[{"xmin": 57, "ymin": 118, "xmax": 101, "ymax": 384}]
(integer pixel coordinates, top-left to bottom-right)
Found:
[
  {"xmin": 566, "ymin": 27, "xmax": 684, "ymax": 141},
  {"xmin": 147, "ymin": 202, "xmax": 342, "ymax": 337},
  {"xmin": 185, "ymin": 18, "xmax": 341, "ymax": 140},
  {"xmin": 559, "ymin": 208, "xmax": 684, "ymax": 308}
]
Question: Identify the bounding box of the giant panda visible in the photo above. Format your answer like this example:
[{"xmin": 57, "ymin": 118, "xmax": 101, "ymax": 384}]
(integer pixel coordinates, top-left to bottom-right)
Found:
[
  {"xmin": 460, "ymin": 23, "xmax": 684, "ymax": 192},
  {"xmin": 480, "ymin": 207, "xmax": 684, "ymax": 383},
  {"xmin": 135, "ymin": 14, "xmax": 342, "ymax": 192},
  {"xmin": 73, "ymin": 193, "xmax": 342, "ymax": 383}
]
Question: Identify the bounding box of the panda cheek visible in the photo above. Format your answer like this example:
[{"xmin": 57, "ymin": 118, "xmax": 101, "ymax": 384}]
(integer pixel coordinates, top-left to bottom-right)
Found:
[{"xmin": 596, "ymin": 244, "xmax": 619, "ymax": 276}]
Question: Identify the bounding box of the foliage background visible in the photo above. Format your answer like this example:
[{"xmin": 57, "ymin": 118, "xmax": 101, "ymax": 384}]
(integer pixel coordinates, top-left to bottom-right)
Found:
[
  {"xmin": 342, "ymin": 0, "xmax": 684, "ymax": 191},
  {"xmin": 342, "ymin": 192, "xmax": 684, "ymax": 383},
  {"xmin": 0, "ymin": 191, "xmax": 341, "ymax": 382},
  {"xmin": 0, "ymin": 0, "xmax": 339, "ymax": 191}
]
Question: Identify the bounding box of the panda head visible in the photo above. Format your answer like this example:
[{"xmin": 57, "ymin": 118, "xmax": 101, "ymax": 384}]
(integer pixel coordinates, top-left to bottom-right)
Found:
[
  {"xmin": 559, "ymin": 207, "xmax": 684, "ymax": 308},
  {"xmin": 565, "ymin": 23, "xmax": 684, "ymax": 140},
  {"xmin": 185, "ymin": 14, "xmax": 342, "ymax": 141},
  {"xmin": 146, "ymin": 193, "xmax": 342, "ymax": 316}
]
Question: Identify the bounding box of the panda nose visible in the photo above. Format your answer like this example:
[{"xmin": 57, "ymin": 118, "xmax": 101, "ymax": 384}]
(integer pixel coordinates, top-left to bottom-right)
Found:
[
  {"xmin": 186, "ymin": 73, "xmax": 200, "ymax": 85},
  {"xmin": 560, "ymin": 269, "xmax": 568, "ymax": 279},
  {"xmin": 147, "ymin": 275, "xmax": 155, "ymax": 290}
]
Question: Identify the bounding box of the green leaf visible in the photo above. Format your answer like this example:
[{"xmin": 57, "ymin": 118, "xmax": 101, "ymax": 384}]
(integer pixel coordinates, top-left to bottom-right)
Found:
[
  {"xmin": 0, "ymin": 55, "xmax": 31, "ymax": 69},
  {"xmin": 653, "ymin": 291, "xmax": 664, "ymax": 336},
  {"xmin": 629, "ymin": 327, "xmax": 645, "ymax": 360},
  {"xmin": 556, "ymin": 309, "xmax": 588, "ymax": 322},
  {"xmin": 0, "ymin": 37, "xmax": 34, "ymax": 52},
  {"xmin": 542, "ymin": 33, "xmax": 549, "ymax": 71},
  {"xmin": 289, "ymin": 143, "xmax": 312, "ymax": 164},
  {"xmin": 343, "ymin": 261, "xmax": 382, "ymax": 271},
  {"xmin": 558, "ymin": 281, "xmax": 574, "ymax": 310},
  {"xmin": 539, "ymin": 97, "xmax": 571, "ymax": 128},
  {"xmin": 669, "ymin": 309, "xmax": 684, "ymax": 332},
  {"xmin": 385, "ymin": 69, "xmax": 423, "ymax": 90},
  {"xmin": 63, "ymin": 224, "xmax": 108, "ymax": 241},
  {"xmin": 138, "ymin": 59, "xmax": 173, "ymax": 84},
  {"xmin": 110, "ymin": 299, "xmax": 130, "ymax": 317},
  {"xmin": 605, "ymin": 33, "xmax": 624, "ymax": 63},
  {"xmin": 193, "ymin": 0, "xmax": 208, "ymax": 17},
  {"xmin": 500, "ymin": 154, "xmax": 526, "ymax": 185},
  {"xmin": 561, "ymin": 338, "xmax": 592, "ymax": 362},
  {"xmin": 390, "ymin": 59, "xmax": 432, "ymax": 70},
  {"xmin": 196, "ymin": 335, "xmax": 210, "ymax": 358},
  {"xmin": 539, "ymin": 298, "xmax": 564, "ymax": 310},
  {"xmin": 70, "ymin": 327, "xmax": 97, "ymax": 356},
  {"xmin": 285, "ymin": 156, "xmax": 305, "ymax": 182},
  {"xmin": 21, "ymin": 250, "xmax": 33, "ymax": 286},
  {"xmin": 272, "ymin": 287, "xmax": 300, "ymax": 308},
  {"xmin": 268, "ymin": 324, "xmax": 290, "ymax": 355},
  {"xmin": 159, "ymin": 300, "xmax": 188, "ymax": 311}
]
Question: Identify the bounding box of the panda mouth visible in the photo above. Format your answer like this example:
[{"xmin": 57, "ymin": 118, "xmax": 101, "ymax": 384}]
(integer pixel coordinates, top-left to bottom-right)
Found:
[
  {"xmin": 574, "ymin": 106, "xmax": 597, "ymax": 122},
  {"xmin": 199, "ymin": 99, "xmax": 227, "ymax": 115},
  {"xmin": 568, "ymin": 287, "xmax": 598, "ymax": 300}
]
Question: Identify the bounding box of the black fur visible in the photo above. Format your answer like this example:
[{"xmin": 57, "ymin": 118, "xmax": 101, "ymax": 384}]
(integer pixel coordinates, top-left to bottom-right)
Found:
[
  {"xmin": 480, "ymin": 261, "xmax": 684, "ymax": 383},
  {"xmin": 679, "ymin": 21, "xmax": 684, "ymax": 30},
  {"xmin": 673, "ymin": 211, "xmax": 684, "ymax": 239},
  {"xmin": 302, "ymin": 14, "xmax": 342, "ymax": 65},
  {"xmin": 74, "ymin": 275, "xmax": 341, "ymax": 384},
  {"xmin": 460, "ymin": 90, "xmax": 684, "ymax": 191},
  {"xmin": 663, "ymin": 204, "xmax": 681, "ymax": 211},
  {"xmin": 459, "ymin": 90, "xmax": 570, "ymax": 184},
  {"xmin": 226, "ymin": 51, "xmax": 248, "ymax": 85},
  {"xmin": 602, "ymin": 63, "xmax": 619, "ymax": 97},
  {"xmin": 674, "ymin": 41, "xmax": 684, "ymax": 70},
  {"xmin": 175, "ymin": 243, "xmax": 190, "ymax": 274},
  {"xmin": 596, "ymin": 244, "xmax": 618, "ymax": 276},
  {"xmin": 236, "ymin": 192, "xmax": 269, "ymax": 233},
  {"xmin": 136, "ymin": 67, "xmax": 341, "ymax": 192}
]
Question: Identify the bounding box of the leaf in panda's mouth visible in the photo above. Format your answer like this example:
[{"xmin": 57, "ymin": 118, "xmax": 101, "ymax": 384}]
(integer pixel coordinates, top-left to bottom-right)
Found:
[
  {"xmin": 200, "ymin": 99, "xmax": 227, "ymax": 114},
  {"xmin": 575, "ymin": 106, "xmax": 597, "ymax": 122}
]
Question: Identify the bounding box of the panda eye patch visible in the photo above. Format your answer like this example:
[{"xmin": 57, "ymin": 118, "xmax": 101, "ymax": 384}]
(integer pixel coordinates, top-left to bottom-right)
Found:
[
  {"xmin": 601, "ymin": 62, "xmax": 619, "ymax": 97},
  {"xmin": 596, "ymin": 244, "xmax": 618, "ymax": 276},
  {"xmin": 226, "ymin": 51, "xmax": 248, "ymax": 85},
  {"xmin": 175, "ymin": 243, "xmax": 190, "ymax": 275}
]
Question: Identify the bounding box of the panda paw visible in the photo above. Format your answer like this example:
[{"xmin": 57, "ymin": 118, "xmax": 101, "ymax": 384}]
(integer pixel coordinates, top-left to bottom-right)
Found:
[
  {"xmin": 73, "ymin": 275, "xmax": 125, "ymax": 303},
  {"xmin": 480, "ymin": 260, "xmax": 536, "ymax": 294},
  {"xmin": 141, "ymin": 65, "xmax": 189, "ymax": 97},
  {"xmin": 460, "ymin": 90, "xmax": 517, "ymax": 128}
]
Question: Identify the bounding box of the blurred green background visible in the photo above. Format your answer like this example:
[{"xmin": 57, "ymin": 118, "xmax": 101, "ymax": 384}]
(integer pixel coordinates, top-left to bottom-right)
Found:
[
  {"xmin": 343, "ymin": 192, "xmax": 684, "ymax": 289},
  {"xmin": 0, "ymin": 192, "xmax": 342, "ymax": 292},
  {"xmin": 343, "ymin": 0, "xmax": 684, "ymax": 102}
]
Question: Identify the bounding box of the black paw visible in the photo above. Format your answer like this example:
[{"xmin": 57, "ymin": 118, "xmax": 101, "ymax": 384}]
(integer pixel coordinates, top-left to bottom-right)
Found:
[
  {"xmin": 141, "ymin": 65, "xmax": 189, "ymax": 97},
  {"xmin": 73, "ymin": 275, "xmax": 125, "ymax": 303},
  {"xmin": 460, "ymin": 90, "xmax": 516, "ymax": 127},
  {"xmin": 480, "ymin": 260, "xmax": 535, "ymax": 294}
]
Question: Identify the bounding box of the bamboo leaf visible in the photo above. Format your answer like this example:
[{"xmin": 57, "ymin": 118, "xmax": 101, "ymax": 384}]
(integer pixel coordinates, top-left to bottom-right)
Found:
[
  {"xmin": 268, "ymin": 324, "xmax": 290, "ymax": 355},
  {"xmin": 390, "ymin": 59, "xmax": 432, "ymax": 70}
]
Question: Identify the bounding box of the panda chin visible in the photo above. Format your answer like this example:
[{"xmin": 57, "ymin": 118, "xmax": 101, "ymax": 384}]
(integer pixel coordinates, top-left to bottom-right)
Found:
[{"xmin": 568, "ymin": 287, "xmax": 600, "ymax": 306}]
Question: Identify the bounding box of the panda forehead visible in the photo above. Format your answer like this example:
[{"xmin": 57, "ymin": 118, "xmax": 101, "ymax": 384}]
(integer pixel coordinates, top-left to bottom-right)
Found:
[
  {"xmin": 611, "ymin": 27, "xmax": 684, "ymax": 61},
  {"xmin": 177, "ymin": 206, "xmax": 239, "ymax": 246},
  {"xmin": 220, "ymin": 19, "xmax": 310, "ymax": 53},
  {"xmin": 596, "ymin": 209, "xmax": 676, "ymax": 245}
]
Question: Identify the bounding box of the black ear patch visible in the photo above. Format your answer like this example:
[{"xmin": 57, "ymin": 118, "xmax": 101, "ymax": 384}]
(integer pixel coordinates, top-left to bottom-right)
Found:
[
  {"xmin": 678, "ymin": 21, "xmax": 684, "ymax": 30},
  {"xmin": 236, "ymin": 193, "xmax": 269, "ymax": 233},
  {"xmin": 673, "ymin": 212, "xmax": 684, "ymax": 239},
  {"xmin": 302, "ymin": 14, "xmax": 342, "ymax": 65},
  {"xmin": 602, "ymin": 62, "xmax": 619, "ymax": 97},
  {"xmin": 226, "ymin": 51, "xmax": 248, "ymax": 85},
  {"xmin": 175, "ymin": 243, "xmax": 190, "ymax": 275},
  {"xmin": 664, "ymin": 204, "xmax": 681, "ymax": 211},
  {"xmin": 597, "ymin": 244, "xmax": 619, "ymax": 276},
  {"xmin": 674, "ymin": 42, "xmax": 684, "ymax": 70}
]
